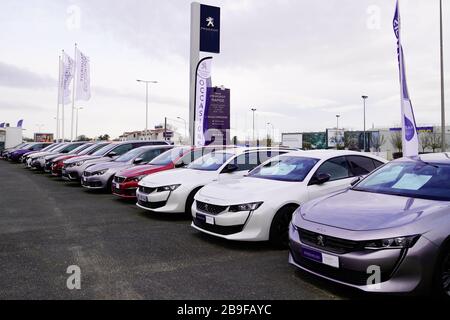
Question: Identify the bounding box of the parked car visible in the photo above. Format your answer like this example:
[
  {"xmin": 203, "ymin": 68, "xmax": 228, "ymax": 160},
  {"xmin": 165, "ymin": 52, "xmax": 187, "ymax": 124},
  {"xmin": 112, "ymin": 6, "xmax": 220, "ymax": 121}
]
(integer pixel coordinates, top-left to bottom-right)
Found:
[
  {"xmin": 113, "ymin": 145, "xmax": 230, "ymax": 199},
  {"xmin": 33, "ymin": 142, "xmax": 86, "ymax": 171},
  {"xmin": 24, "ymin": 143, "xmax": 66, "ymax": 168},
  {"xmin": 42, "ymin": 142, "xmax": 90, "ymax": 173},
  {"xmin": 7, "ymin": 142, "xmax": 52, "ymax": 162},
  {"xmin": 289, "ymin": 153, "xmax": 450, "ymax": 297},
  {"xmin": 20, "ymin": 143, "xmax": 57, "ymax": 163},
  {"xmin": 51, "ymin": 142, "xmax": 110, "ymax": 177},
  {"xmin": 62, "ymin": 140, "xmax": 169, "ymax": 182},
  {"xmin": 81, "ymin": 145, "xmax": 173, "ymax": 191},
  {"xmin": 1, "ymin": 142, "xmax": 28, "ymax": 158},
  {"xmin": 192, "ymin": 150, "xmax": 387, "ymax": 246},
  {"xmin": 136, "ymin": 147, "xmax": 291, "ymax": 215}
]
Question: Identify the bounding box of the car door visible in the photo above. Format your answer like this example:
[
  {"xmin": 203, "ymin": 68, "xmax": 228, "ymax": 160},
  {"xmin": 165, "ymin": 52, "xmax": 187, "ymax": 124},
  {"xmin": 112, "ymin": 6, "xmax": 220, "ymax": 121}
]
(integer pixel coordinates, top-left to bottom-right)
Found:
[{"xmin": 306, "ymin": 156, "xmax": 355, "ymax": 200}]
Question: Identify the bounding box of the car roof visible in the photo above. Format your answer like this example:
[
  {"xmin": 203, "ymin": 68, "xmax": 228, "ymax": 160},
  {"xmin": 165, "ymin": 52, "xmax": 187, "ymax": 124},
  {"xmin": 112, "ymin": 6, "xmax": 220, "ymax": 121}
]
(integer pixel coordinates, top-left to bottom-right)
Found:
[
  {"xmin": 398, "ymin": 152, "xmax": 450, "ymax": 164},
  {"xmin": 282, "ymin": 149, "xmax": 388, "ymax": 162}
]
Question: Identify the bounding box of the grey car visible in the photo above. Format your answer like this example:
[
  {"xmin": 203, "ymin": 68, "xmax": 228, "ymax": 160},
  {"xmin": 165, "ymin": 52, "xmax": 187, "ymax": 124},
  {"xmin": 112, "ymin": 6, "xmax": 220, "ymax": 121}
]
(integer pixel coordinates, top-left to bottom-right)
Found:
[
  {"xmin": 62, "ymin": 140, "xmax": 169, "ymax": 182},
  {"xmin": 289, "ymin": 153, "xmax": 450, "ymax": 297},
  {"xmin": 81, "ymin": 145, "xmax": 173, "ymax": 191}
]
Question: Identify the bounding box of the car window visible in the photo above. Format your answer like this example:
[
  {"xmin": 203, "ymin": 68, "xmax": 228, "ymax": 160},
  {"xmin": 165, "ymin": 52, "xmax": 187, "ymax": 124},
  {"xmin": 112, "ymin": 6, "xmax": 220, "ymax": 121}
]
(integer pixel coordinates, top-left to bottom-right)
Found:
[
  {"xmin": 347, "ymin": 156, "xmax": 376, "ymax": 176},
  {"xmin": 111, "ymin": 144, "xmax": 133, "ymax": 156},
  {"xmin": 62, "ymin": 143, "xmax": 84, "ymax": 153},
  {"xmin": 315, "ymin": 156, "xmax": 351, "ymax": 181},
  {"xmin": 231, "ymin": 152, "xmax": 259, "ymax": 171},
  {"xmin": 258, "ymin": 151, "xmax": 285, "ymax": 164},
  {"xmin": 373, "ymin": 159, "xmax": 385, "ymax": 168},
  {"xmin": 140, "ymin": 148, "xmax": 166, "ymax": 163},
  {"xmin": 249, "ymin": 156, "xmax": 319, "ymax": 182},
  {"xmin": 188, "ymin": 152, "xmax": 234, "ymax": 171}
]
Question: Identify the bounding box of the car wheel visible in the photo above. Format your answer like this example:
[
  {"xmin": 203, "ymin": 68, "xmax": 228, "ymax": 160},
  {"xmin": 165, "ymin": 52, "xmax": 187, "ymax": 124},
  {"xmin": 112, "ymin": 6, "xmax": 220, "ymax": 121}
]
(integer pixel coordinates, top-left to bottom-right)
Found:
[
  {"xmin": 185, "ymin": 187, "xmax": 202, "ymax": 219},
  {"xmin": 269, "ymin": 205, "xmax": 298, "ymax": 249},
  {"xmin": 435, "ymin": 246, "xmax": 450, "ymax": 299}
]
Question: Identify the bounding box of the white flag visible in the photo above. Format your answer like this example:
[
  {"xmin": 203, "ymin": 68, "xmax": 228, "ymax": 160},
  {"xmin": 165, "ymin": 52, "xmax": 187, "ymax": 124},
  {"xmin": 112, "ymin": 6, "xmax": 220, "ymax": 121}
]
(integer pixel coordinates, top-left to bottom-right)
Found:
[
  {"xmin": 61, "ymin": 52, "xmax": 75, "ymax": 105},
  {"xmin": 194, "ymin": 57, "xmax": 212, "ymax": 146},
  {"xmin": 75, "ymin": 48, "xmax": 91, "ymax": 101},
  {"xmin": 393, "ymin": 1, "xmax": 419, "ymax": 157}
]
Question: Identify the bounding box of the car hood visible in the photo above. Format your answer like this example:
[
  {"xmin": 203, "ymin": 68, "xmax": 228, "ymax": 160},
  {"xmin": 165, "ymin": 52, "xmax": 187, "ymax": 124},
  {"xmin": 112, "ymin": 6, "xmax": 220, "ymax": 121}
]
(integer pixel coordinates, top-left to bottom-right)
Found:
[
  {"xmin": 53, "ymin": 155, "xmax": 77, "ymax": 162},
  {"xmin": 64, "ymin": 155, "xmax": 101, "ymax": 164},
  {"xmin": 29, "ymin": 151, "xmax": 53, "ymax": 159},
  {"xmin": 140, "ymin": 168, "xmax": 217, "ymax": 187},
  {"xmin": 45, "ymin": 153, "xmax": 63, "ymax": 160},
  {"xmin": 198, "ymin": 177, "xmax": 296, "ymax": 204},
  {"xmin": 116, "ymin": 164, "xmax": 168, "ymax": 178},
  {"xmin": 300, "ymin": 189, "xmax": 447, "ymax": 231},
  {"xmin": 85, "ymin": 161, "xmax": 131, "ymax": 173}
]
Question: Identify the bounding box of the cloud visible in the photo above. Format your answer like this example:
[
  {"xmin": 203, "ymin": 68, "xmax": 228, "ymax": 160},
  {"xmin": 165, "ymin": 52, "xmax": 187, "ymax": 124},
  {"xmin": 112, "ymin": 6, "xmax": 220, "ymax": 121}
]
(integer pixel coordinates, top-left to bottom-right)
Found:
[{"xmin": 0, "ymin": 61, "xmax": 55, "ymax": 89}]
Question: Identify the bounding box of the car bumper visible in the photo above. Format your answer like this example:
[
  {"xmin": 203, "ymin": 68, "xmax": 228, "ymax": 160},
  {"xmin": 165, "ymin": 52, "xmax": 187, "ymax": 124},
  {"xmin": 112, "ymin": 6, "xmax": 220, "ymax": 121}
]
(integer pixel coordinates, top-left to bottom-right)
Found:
[
  {"xmin": 135, "ymin": 188, "xmax": 186, "ymax": 213},
  {"xmin": 190, "ymin": 201, "xmax": 273, "ymax": 241},
  {"xmin": 62, "ymin": 166, "xmax": 84, "ymax": 181},
  {"xmin": 81, "ymin": 174, "xmax": 110, "ymax": 190},
  {"xmin": 112, "ymin": 181, "xmax": 138, "ymax": 199},
  {"xmin": 288, "ymin": 224, "xmax": 439, "ymax": 295}
]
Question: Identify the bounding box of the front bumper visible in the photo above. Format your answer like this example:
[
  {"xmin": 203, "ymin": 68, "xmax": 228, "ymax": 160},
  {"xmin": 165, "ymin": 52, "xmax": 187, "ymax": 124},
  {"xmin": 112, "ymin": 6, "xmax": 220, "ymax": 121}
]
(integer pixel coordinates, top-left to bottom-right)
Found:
[
  {"xmin": 288, "ymin": 224, "xmax": 439, "ymax": 295},
  {"xmin": 190, "ymin": 200, "xmax": 273, "ymax": 241},
  {"xmin": 80, "ymin": 173, "xmax": 110, "ymax": 190},
  {"xmin": 112, "ymin": 180, "xmax": 138, "ymax": 199},
  {"xmin": 135, "ymin": 187, "xmax": 187, "ymax": 213}
]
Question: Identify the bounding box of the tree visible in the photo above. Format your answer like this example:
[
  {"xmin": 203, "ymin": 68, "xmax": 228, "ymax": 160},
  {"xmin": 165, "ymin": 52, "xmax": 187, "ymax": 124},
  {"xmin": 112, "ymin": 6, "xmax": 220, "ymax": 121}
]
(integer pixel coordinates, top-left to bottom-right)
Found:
[
  {"xmin": 429, "ymin": 133, "xmax": 442, "ymax": 153},
  {"xmin": 371, "ymin": 134, "xmax": 386, "ymax": 152},
  {"xmin": 77, "ymin": 135, "xmax": 91, "ymax": 141},
  {"xmin": 344, "ymin": 132, "xmax": 359, "ymax": 151},
  {"xmin": 390, "ymin": 131, "xmax": 403, "ymax": 152},
  {"xmin": 98, "ymin": 134, "xmax": 110, "ymax": 141},
  {"xmin": 419, "ymin": 133, "xmax": 431, "ymax": 153}
]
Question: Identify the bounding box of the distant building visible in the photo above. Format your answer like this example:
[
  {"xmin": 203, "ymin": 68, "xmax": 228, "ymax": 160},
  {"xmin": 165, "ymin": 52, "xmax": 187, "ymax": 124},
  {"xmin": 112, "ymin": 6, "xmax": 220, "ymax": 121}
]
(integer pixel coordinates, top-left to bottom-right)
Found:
[{"xmin": 119, "ymin": 126, "xmax": 182, "ymax": 144}]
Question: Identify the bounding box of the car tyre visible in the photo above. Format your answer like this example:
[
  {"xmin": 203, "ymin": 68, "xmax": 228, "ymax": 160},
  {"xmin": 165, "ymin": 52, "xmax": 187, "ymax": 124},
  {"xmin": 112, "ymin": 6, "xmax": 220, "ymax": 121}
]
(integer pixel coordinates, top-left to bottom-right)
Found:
[
  {"xmin": 434, "ymin": 244, "xmax": 450, "ymax": 299},
  {"xmin": 185, "ymin": 187, "xmax": 202, "ymax": 219},
  {"xmin": 269, "ymin": 205, "xmax": 298, "ymax": 249}
]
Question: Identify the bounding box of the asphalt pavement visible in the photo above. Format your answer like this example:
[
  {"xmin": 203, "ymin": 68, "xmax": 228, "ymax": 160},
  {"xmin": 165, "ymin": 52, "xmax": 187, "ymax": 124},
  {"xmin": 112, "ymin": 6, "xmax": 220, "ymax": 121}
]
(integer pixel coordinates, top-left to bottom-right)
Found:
[{"xmin": 0, "ymin": 160, "xmax": 360, "ymax": 300}]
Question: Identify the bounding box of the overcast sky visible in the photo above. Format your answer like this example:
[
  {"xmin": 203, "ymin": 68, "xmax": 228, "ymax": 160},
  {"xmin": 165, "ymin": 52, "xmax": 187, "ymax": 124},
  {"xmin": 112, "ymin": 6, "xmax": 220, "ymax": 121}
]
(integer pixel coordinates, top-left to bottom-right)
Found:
[{"xmin": 0, "ymin": 0, "xmax": 448, "ymax": 140}]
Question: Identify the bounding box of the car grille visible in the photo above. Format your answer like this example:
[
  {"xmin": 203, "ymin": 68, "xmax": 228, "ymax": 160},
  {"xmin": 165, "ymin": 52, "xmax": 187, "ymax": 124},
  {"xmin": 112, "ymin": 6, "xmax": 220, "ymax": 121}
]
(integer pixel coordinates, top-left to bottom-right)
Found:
[
  {"xmin": 138, "ymin": 186, "xmax": 156, "ymax": 194},
  {"xmin": 82, "ymin": 180, "xmax": 103, "ymax": 188},
  {"xmin": 112, "ymin": 186, "xmax": 137, "ymax": 197},
  {"xmin": 193, "ymin": 218, "xmax": 244, "ymax": 235},
  {"xmin": 196, "ymin": 201, "xmax": 228, "ymax": 215},
  {"xmin": 137, "ymin": 200, "xmax": 166, "ymax": 209},
  {"xmin": 299, "ymin": 229, "xmax": 361, "ymax": 254},
  {"xmin": 114, "ymin": 176, "xmax": 126, "ymax": 183}
]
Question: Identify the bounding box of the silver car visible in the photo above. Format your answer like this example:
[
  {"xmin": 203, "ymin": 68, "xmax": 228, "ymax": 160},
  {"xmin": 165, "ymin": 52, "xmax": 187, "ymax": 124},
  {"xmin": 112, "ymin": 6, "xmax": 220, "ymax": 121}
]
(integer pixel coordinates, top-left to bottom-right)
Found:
[
  {"xmin": 81, "ymin": 145, "xmax": 173, "ymax": 191},
  {"xmin": 289, "ymin": 153, "xmax": 450, "ymax": 297},
  {"xmin": 62, "ymin": 140, "xmax": 169, "ymax": 182}
]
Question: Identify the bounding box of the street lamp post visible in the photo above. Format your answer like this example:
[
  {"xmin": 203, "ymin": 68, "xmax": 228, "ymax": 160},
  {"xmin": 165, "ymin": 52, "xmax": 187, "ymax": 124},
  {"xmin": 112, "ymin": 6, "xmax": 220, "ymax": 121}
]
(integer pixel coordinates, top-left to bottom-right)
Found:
[
  {"xmin": 75, "ymin": 107, "xmax": 83, "ymax": 140},
  {"xmin": 251, "ymin": 108, "xmax": 257, "ymax": 145},
  {"xmin": 362, "ymin": 96, "xmax": 368, "ymax": 152},
  {"xmin": 137, "ymin": 79, "xmax": 158, "ymax": 140},
  {"xmin": 177, "ymin": 117, "xmax": 187, "ymax": 144},
  {"xmin": 336, "ymin": 115, "xmax": 340, "ymax": 130}
]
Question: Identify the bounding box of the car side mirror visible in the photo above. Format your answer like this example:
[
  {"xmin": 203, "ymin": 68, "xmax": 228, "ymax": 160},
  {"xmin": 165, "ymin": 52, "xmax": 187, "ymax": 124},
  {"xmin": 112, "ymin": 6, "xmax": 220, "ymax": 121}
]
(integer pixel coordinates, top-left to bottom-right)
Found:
[
  {"xmin": 222, "ymin": 163, "xmax": 239, "ymax": 174},
  {"xmin": 175, "ymin": 161, "xmax": 186, "ymax": 168},
  {"xmin": 107, "ymin": 151, "xmax": 117, "ymax": 158},
  {"xmin": 350, "ymin": 176, "xmax": 362, "ymax": 187},
  {"xmin": 311, "ymin": 173, "xmax": 331, "ymax": 185},
  {"xmin": 133, "ymin": 157, "xmax": 144, "ymax": 164}
]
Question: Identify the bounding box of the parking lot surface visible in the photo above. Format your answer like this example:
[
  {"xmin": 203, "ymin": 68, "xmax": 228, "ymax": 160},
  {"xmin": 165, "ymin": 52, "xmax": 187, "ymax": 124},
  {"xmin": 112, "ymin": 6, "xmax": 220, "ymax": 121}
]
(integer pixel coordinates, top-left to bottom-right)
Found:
[{"xmin": 0, "ymin": 161, "xmax": 357, "ymax": 299}]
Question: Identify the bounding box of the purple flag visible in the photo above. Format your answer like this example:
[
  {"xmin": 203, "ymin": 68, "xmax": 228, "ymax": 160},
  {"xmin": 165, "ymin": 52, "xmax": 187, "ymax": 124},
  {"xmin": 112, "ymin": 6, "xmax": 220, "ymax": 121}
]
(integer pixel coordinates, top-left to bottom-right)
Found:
[{"xmin": 17, "ymin": 119, "xmax": 23, "ymax": 128}]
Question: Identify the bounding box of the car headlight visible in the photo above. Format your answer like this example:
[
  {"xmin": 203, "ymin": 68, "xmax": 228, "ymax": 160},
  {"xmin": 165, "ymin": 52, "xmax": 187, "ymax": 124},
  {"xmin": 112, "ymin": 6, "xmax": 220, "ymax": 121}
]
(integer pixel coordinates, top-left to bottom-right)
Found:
[
  {"xmin": 156, "ymin": 184, "xmax": 181, "ymax": 192},
  {"xmin": 130, "ymin": 175, "xmax": 146, "ymax": 182},
  {"xmin": 74, "ymin": 160, "xmax": 86, "ymax": 167},
  {"xmin": 92, "ymin": 169, "xmax": 108, "ymax": 176},
  {"xmin": 364, "ymin": 235, "xmax": 420, "ymax": 250},
  {"xmin": 229, "ymin": 202, "xmax": 263, "ymax": 212}
]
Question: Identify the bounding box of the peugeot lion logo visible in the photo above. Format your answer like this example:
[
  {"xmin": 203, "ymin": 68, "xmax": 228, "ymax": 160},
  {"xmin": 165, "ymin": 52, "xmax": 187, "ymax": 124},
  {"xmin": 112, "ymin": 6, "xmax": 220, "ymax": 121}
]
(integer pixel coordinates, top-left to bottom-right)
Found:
[
  {"xmin": 206, "ymin": 17, "xmax": 214, "ymax": 27},
  {"xmin": 317, "ymin": 235, "xmax": 325, "ymax": 247}
]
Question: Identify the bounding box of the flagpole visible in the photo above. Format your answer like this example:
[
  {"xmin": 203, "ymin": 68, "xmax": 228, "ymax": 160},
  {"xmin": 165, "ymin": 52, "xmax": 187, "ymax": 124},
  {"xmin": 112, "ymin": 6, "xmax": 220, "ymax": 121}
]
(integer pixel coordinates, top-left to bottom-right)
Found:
[
  {"xmin": 62, "ymin": 50, "xmax": 65, "ymax": 143},
  {"xmin": 56, "ymin": 55, "xmax": 61, "ymax": 142},
  {"xmin": 397, "ymin": 0, "xmax": 406, "ymax": 154},
  {"xmin": 71, "ymin": 43, "xmax": 77, "ymax": 142},
  {"xmin": 440, "ymin": 0, "xmax": 446, "ymax": 152}
]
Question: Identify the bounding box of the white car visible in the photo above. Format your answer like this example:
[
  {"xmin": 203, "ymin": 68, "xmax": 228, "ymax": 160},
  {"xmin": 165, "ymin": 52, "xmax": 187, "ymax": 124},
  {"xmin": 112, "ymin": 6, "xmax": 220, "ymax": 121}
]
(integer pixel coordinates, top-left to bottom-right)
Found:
[
  {"xmin": 191, "ymin": 150, "xmax": 388, "ymax": 247},
  {"xmin": 136, "ymin": 147, "xmax": 293, "ymax": 214}
]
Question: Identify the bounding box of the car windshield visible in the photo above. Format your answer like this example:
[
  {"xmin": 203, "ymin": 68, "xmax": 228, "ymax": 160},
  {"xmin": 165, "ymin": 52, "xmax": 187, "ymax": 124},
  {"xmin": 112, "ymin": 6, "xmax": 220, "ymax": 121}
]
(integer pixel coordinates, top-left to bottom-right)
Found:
[
  {"xmin": 68, "ymin": 144, "xmax": 90, "ymax": 155},
  {"xmin": 51, "ymin": 144, "xmax": 68, "ymax": 153},
  {"xmin": 115, "ymin": 148, "xmax": 144, "ymax": 163},
  {"xmin": 248, "ymin": 156, "xmax": 319, "ymax": 182},
  {"xmin": 187, "ymin": 152, "xmax": 234, "ymax": 171},
  {"xmin": 40, "ymin": 144, "xmax": 55, "ymax": 152},
  {"xmin": 353, "ymin": 161, "xmax": 450, "ymax": 201},
  {"xmin": 149, "ymin": 147, "xmax": 191, "ymax": 165},
  {"xmin": 91, "ymin": 143, "xmax": 115, "ymax": 156},
  {"xmin": 80, "ymin": 143, "xmax": 107, "ymax": 155}
]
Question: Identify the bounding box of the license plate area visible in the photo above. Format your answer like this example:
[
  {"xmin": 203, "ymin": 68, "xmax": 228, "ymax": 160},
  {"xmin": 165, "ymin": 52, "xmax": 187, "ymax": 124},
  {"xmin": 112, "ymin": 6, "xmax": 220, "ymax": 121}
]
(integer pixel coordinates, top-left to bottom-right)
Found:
[
  {"xmin": 301, "ymin": 247, "xmax": 339, "ymax": 268},
  {"xmin": 196, "ymin": 213, "xmax": 215, "ymax": 225}
]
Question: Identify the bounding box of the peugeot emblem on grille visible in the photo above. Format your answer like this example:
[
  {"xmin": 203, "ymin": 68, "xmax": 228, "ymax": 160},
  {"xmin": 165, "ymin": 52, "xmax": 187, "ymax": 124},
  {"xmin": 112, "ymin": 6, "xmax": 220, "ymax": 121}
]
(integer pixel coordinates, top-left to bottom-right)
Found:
[
  {"xmin": 204, "ymin": 203, "xmax": 209, "ymax": 211},
  {"xmin": 317, "ymin": 235, "xmax": 325, "ymax": 247}
]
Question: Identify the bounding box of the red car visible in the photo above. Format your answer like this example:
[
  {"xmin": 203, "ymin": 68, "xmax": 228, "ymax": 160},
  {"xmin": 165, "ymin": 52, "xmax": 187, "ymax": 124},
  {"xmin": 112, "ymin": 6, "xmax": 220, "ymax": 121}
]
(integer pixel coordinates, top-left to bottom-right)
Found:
[
  {"xmin": 50, "ymin": 142, "xmax": 110, "ymax": 177},
  {"xmin": 112, "ymin": 146, "xmax": 226, "ymax": 199}
]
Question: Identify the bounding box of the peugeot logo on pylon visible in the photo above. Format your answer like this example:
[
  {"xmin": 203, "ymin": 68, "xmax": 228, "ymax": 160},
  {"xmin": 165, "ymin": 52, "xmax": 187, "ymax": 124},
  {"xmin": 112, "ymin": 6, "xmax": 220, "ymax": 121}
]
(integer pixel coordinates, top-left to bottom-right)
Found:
[{"xmin": 206, "ymin": 17, "xmax": 214, "ymax": 27}]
